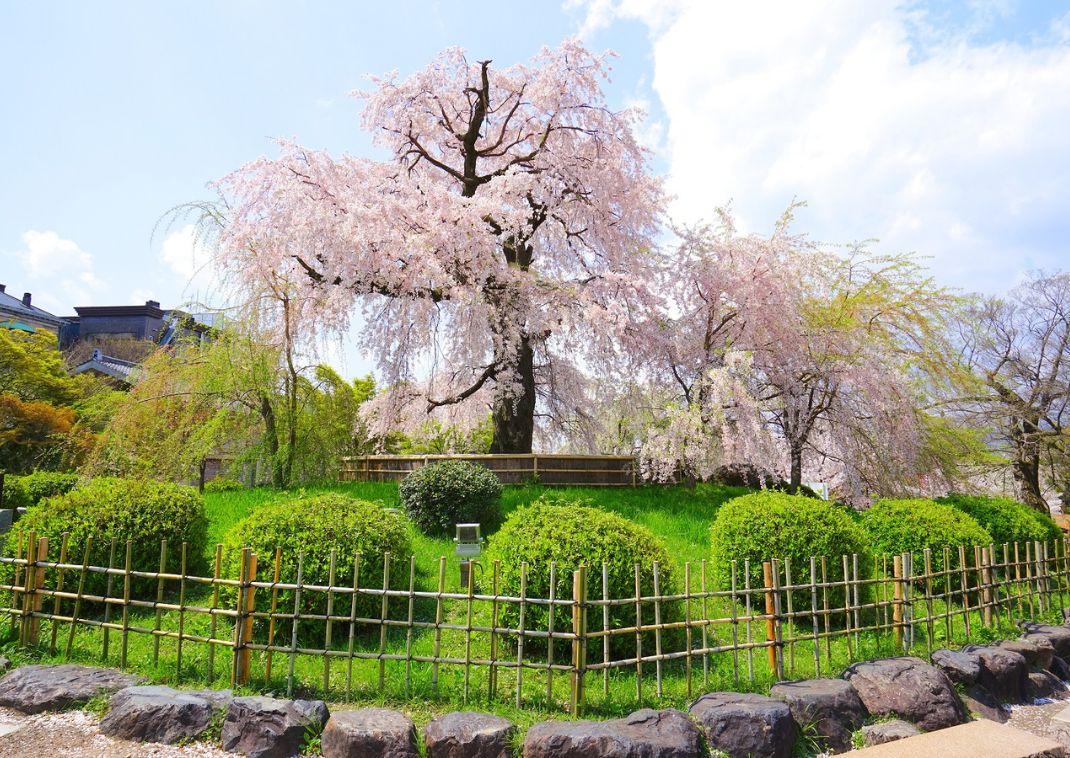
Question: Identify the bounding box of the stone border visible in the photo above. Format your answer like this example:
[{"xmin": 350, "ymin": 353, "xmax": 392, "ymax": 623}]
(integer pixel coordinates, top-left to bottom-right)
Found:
[{"xmin": 1, "ymin": 620, "xmax": 1069, "ymax": 756}]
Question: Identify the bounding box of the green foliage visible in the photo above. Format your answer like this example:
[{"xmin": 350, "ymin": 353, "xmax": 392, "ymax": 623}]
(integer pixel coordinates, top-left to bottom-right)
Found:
[
  {"xmin": 936, "ymin": 493, "xmax": 1061, "ymax": 546},
  {"xmin": 399, "ymin": 460, "xmax": 503, "ymax": 536},
  {"xmin": 395, "ymin": 417, "xmax": 494, "ymax": 454},
  {"xmin": 3, "ymin": 470, "xmax": 79, "ymax": 509},
  {"xmin": 709, "ymin": 491, "xmax": 870, "ymax": 610},
  {"xmin": 7, "ymin": 477, "xmax": 208, "ymax": 592},
  {"xmin": 220, "ymin": 494, "xmax": 412, "ymax": 629},
  {"xmin": 862, "ymin": 498, "xmax": 992, "ymax": 591},
  {"xmin": 486, "ymin": 495, "xmax": 677, "ymax": 657},
  {"xmin": 203, "ymin": 477, "xmax": 244, "ymax": 494}
]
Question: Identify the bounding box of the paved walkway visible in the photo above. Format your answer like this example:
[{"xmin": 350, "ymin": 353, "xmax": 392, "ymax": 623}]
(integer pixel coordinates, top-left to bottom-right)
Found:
[{"xmin": 852, "ymin": 719, "xmax": 1065, "ymax": 757}]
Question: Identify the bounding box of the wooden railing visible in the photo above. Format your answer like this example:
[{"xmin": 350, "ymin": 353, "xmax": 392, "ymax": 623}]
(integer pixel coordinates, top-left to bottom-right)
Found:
[{"xmin": 340, "ymin": 454, "xmax": 638, "ymax": 487}]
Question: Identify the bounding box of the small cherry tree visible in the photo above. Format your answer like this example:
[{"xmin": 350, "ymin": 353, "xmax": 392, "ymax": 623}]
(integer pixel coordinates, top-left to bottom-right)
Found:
[
  {"xmin": 213, "ymin": 40, "xmax": 664, "ymax": 453},
  {"xmin": 642, "ymin": 207, "xmax": 951, "ymax": 499}
]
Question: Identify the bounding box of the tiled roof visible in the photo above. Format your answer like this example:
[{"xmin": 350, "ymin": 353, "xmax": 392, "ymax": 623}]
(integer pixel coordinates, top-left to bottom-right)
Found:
[
  {"xmin": 71, "ymin": 349, "xmax": 138, "ymax": 383},
  {"xmin": 0, "ymin": 289, "xmax": 63, "ymax": 325}
]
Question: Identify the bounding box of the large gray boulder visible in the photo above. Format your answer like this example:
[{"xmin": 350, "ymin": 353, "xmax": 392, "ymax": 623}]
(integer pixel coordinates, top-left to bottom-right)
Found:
[
  {"xmin": 1022, "ymin": 624, "xmax": 1070, "ymax": 659},
  {"xmin": 220, "ymin": 695, "xmax": 329, "ymax": 758},
  {"xmin": 322, "ymin": 708, "xmax": 418, "ymax": 758},
  {"xmin": 1000, "ymin": 638, "xmax": 1055, "ymax": 670},
  {"xmin": 769, "ymin": 678, "xmax": 867, "ymax": 753},
  {"xmin": 860, "ymin": 719, "xmax": 920, "ymax": 746},
  {"xmin": 961, "ymin": 684, "xmax": 1010, "ymax": 723},
  {"xmin": 99, "ymin": 685, "xmax": 231, "ymax": 744},
  {"xmin": 931, "ymin": 648, "xmax": 981, "ymax": 685},
  {"xmin": 688, "ymin": 692, "xmax": 798, "ymax": 758},
  {"xmin": 425, "ymin": 711, "xmax": 514, "ymax": 758},
  {"xmin": 524, "ymin": 708, "xmax": 702, "ymax": 758},
  {"xmin": 841, "ymin": 656, "xmax": 968, "ymax": 731},
  {"xmin": 1028, "ymin": 670, "xmax": 1068, "ymax": 701},
  {"xmin": 964, "ymin": 646, "xmax": 1029, "ymax": 702},
  {"xmin": 0, "ymin": 664, "xmax": 143, "ymax": 714}
]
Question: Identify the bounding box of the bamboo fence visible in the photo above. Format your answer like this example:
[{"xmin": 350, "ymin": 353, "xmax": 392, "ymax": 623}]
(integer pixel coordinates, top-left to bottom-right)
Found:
[
  {"xmin": 1, "ymin": 533, "xmax": 1067, "ymax": 716},
  {"xmin": 340, "ymin": 454, "xmax": 638, "ymax": 487}
]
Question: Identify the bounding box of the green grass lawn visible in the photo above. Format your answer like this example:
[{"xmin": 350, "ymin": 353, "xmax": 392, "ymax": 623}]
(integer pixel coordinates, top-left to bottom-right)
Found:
[{"xmin": 3, "ymin": 479, "xmax": 1063, "ymax": 751}]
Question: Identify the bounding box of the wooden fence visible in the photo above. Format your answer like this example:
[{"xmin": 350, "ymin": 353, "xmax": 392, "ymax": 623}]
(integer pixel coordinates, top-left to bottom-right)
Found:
[
  {"xmin": 340, "ymin": 454, "xmax": 637, "ymax": 487},
  {"xmin": 1, "ymin": 533, "xmax": 1068, "ymax": 716}
]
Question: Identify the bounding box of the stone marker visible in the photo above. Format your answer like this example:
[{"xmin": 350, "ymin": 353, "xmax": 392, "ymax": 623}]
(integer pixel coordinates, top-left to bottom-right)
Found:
[
  {"xmin": 688, "ymin": 692, "xmax": 798, "ymax": 758},
  {"xmin": 841, "ymin": 656, "xmax": 968, "ymax": 731},
  {"xmin": 769, "ymin": 678, "xmax": 867, "ymax": 753},
  {"xmin": 321, "ymin": 708, "xmax": 418, "ymax": 758},
  {"xmin": 0, "ymin": 664, "xmax": 143, "ymax": 714},
  {"xmin": 100, "ymin": 685, "xmax": 232, "ymax": 744},
  {"xmin": 524, "ymin": 708, "xmax": 702, "ymax": 758},
  {"xmin": 424, "ymin": 711, "xmax": 515, "ymax": 758},
  {"xmin": 220, "ymin": 695, "xmax": 328, "ymax": 758}
]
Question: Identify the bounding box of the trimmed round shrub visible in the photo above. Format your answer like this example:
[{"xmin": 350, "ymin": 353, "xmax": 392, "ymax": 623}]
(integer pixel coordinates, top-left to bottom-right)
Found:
[
  {"xmin": 399, "ymin": 460, "xmax": 502, "ymax": 536},
  {"xmin": 862, "ymin": 498, "xmax": 992, "ymax": 592},
  {"xmin": 709, "ymin": 491, "xmax": 870, "ymax": 613},
  {"xmin": 221, "ymin": 494, "xmax": 412, "ymax": 638},
  {"xmin": 936, "ymin": 493, "xmax": 1061, "ymax": 546},
  {"xmin": 3, "ymin": 471, "xmax": 79, "ymax": 509},
  {"xmin": 6, "ymin": 477, "xmax": 208, "ymax": 593},
  {"xmin": 486, "ymin": 495, "xmax": 677, "ymax": 658}
]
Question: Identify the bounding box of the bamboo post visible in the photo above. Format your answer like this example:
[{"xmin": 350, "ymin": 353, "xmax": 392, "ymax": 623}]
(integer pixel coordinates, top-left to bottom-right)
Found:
[
  {"xmin": 744, "ymin": 559, "xmax": 754, "ymax": 681},
  {"xmin": 904, "ymin": 552, "xmax": 914, "ymax": 650},
  {"xmin": 286, "ymin": 553, "xmax": 304, "ymax": 698},
  {"xmin": 64, "ymin": 536, "xmax": 92, "ymax": 659},
  {"xmin": 9, "ymin": 532, "xmax": 23, "ymax": 638},
  {"xmin": 602, "ymin": 562, "xmax": 610, "ymax": 696},
  {"xmin": 152, "ymin": 539, "xmax": 168, "ymax": 665},
  {"xmin": 570, "ymin": 565, "xmax": 587, "ymax": 717},
  {"xmin": 784, "ymin": 557, "xmax": 795, "ymax": 676},
  {"xmin": 345, "ymin": 555, "xmax": 361, "ymax": 698},
  {"xmin": 762, "ymin": 562, "xmax": 779, "ymax": 677},
  {"xmin": 852, "ymin": 554, "xmax": 861, "ymax": 649},
  {"xmin": 923, "ymin": 549, "xmax": 934, "ymax": 653},
  {"xmin": 546, "ymin": 562, "xmax": 556, "ymax": 704},
  {"xmin": 404, "ymin": 555, "xmax": 416, "ymax": 696},
  {"xmin": 237, "ymin": 551, "xmax": 258, "ymax": 686},
  {"xmin": 264, "ymin": 547, "xmax": 283, "ymax": 683},
  {"xmin": 29, "ymin": 536, "xmax": 48, "ymax": 646},
  {"xmin": 841, "ymin": 554, "xmax": 853, "ymax": 660},
  {"xmin": 770, "ymin": 559, "xmax": 785, "ymax": 680},
  {"xmin": 726, "ymin": 560, "xmax": 737, "ymax": 686},
  {"xmin": 810, "ymin": 556, "xmax": 820, "ymax": 678},
  {"xmin": 49, "ymin": 533, "xmax": 69, "ymax": 655},
  {"xmin": 119, "ymin": 540, "xmax": 132, "ymax": 669},
  {"xmin": 981, "ymin": 548, "xmax": 994, "ymax": 627},
  {"xmin": 230, "ymin": 548, "xmax": 248, "ymax": 687},
  {"xmin": 820, "ymin": 556, "xmax": 831, "ymax": 662},
  {"xmin": 18, "ymin": 531, "xmax": 36, "ymax": 646},
  {"xmin": 207, "ymin": 544, "xmax": 223, "ymax": 681},
  {"xmin": 943, "ymin": 546, "xmax": 952, "ymax": 640},
  {"xmin": 892, "ymin": 555, "xmax": 903, "ymax": 650},
  {"xmin": 652, "ymin": 561, "xmax": 664, "ymax": 697},
  {"xmin": 378, "ymin": 552, "xmax": 392, "ymax": 693},
  {"xmin": 684, "ymin": 562, "xmax": 693, "ymax": 697},
  {"xmin": 958, "ymin": 545, "xmax": 971, "ymax": 640},
  {"xmin": 489, "ymin": 559, "xmax": 501, "ymax": 700},
  {"xmin": 633, "ymin": 562, "xmax": 643, "ymax": 701},
  {"xmin": 176, "ymin": 542, "xmax": 188, "ymax": 682},
  {"xmin": 463, "ymin": 551, "xmax": 474, "ymax": 703},
  {"xmin": 323, "ymin": 549, "xmax": 337, "ymax": 693},
  {"xmin": 431, "ymin": 555, "xmax": 444, "ymax": 691},
  {"xmin": 515, "ymin": 562, "xmax": 528, "ymax": 708}
]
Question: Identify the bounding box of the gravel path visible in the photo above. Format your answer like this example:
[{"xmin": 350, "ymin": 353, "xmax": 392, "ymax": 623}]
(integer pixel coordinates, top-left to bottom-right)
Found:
[
  {"xmin": 1007, "ymin": 700, "xmax": 1070, "ymax": 748},
  {"xmin": 0, "ymin": 707, "xmax": 231, "ymax": 758}
]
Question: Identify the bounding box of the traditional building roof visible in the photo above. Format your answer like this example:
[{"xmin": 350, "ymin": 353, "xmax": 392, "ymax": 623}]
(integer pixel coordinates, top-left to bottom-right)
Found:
[
  {"xmin": 71, "ymin": 348, "xmax": 138, "ymax": 385},
  {"xmin": 0, "ymin": 284, "xmax": 64, "ymax": 334}
]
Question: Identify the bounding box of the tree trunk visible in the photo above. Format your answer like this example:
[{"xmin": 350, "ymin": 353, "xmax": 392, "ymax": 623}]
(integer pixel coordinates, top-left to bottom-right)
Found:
[
  {"xmin": 490, "ymin": 336, "xmax": 536, "ymax": 454},
  {"xmin": 1012, "ymin": 417, "xmax": 1049, "ymax": 514},
  {"xmin": 260, "ymin": 394, "xmax": 283, "ymax": 488},
  {"xmin": 788, "ymin": 444, "xmax": 803, "ymax": 494}
]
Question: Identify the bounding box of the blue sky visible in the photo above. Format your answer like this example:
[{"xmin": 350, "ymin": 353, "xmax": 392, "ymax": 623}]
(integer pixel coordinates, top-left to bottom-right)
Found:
[{"xmin": 2, "ymin": 1, "xmax": 1069, "ymax": 378}]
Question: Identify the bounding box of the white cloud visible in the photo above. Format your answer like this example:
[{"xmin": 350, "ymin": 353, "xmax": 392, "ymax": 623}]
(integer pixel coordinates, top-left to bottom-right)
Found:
[
  {"xmin": 12, "ymin": 230, "xmax": 103, "ymax": 312},
  {"xmin": 574, "ymin": 1, "xmax": 1070, "ymax": 293},
  {"xmin": 160, "ymin": 224, "xmax": 212, "ymax": 281}
]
